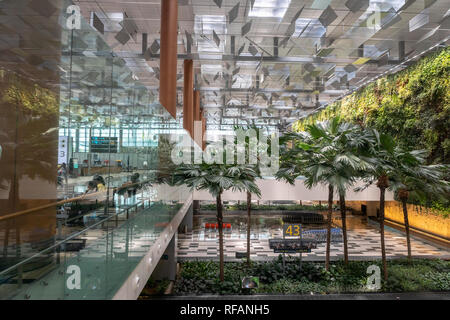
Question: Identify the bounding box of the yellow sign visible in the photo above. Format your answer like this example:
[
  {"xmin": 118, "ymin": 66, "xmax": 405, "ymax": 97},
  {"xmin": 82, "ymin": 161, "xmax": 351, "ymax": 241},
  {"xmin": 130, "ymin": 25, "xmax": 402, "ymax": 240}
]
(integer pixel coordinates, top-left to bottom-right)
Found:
[{"xmin": 283, "ymin": 224, "xmax": 301, "ymax": 237}]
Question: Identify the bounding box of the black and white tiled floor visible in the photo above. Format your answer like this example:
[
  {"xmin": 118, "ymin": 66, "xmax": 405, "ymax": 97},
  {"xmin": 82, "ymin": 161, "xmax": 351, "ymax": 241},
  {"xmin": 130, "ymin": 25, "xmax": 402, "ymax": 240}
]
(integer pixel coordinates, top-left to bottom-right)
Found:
[{"xmin": 177, "ymin": 214, "xmax": 450, "ymax": 261}]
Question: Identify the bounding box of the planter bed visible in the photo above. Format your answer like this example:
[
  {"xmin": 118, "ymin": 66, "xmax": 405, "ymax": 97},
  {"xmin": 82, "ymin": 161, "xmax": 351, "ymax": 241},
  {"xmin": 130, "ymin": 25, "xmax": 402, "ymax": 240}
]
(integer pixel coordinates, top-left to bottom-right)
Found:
[{"xmin": 173, "ymin": 258, "xmax": 450, "ymax": 295}]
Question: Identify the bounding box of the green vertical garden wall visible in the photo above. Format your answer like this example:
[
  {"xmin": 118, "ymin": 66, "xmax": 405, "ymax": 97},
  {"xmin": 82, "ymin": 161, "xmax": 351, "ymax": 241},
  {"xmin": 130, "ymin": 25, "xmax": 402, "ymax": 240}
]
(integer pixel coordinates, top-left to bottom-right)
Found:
[{"xmin": 293, "ymin": 47, "xmax": 450, "ymax": 164}]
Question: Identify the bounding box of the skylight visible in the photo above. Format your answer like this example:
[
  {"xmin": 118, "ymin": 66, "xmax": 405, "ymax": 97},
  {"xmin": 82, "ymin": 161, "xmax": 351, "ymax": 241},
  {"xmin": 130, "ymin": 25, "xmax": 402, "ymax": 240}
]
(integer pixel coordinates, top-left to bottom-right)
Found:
[
  {"xmin": 237, "ymin": 54, "xmax": 260, "ymax": 68},
  {"xmin": 249, "ymin": 0, "xmax": 291, "ymax": 19},
  {"xmin": 293, "ymin": 18, "xmax": 326, "ymax": 38},
  {"xmin": 369, "ymin": 0, "xmax": 408, "ymax": 12},
  {"xmin": 232, "ymin": 74, "xmax": 252, "ymax": 89},
  {"xmin": 201, "ymin": 64, "xmax": 223, "ymax": 75},
  {"xmin": 272, "ymin": 100, "xmax": 292, "ymax": 109},
  {"xmin": 363, "ymin": 45, "xmax": 386, "ymax": 59},
  {"xmin": 194, "ymin": 15, "xmax": 226, "ymax": 53}
]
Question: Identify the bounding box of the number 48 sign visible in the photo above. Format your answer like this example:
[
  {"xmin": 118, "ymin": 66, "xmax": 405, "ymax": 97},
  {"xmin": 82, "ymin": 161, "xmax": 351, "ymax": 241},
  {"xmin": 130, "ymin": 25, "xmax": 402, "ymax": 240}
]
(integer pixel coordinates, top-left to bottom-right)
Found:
[{"xmin": 283, "ymin": 224, "xmax": 302, "ymax": 238}]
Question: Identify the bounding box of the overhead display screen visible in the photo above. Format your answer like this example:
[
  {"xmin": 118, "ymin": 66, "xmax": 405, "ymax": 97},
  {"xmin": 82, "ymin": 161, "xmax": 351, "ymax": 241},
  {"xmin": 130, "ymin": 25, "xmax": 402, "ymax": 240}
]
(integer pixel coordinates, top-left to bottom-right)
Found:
[{"xmin": 90, "ymin": 136, "xmax": 118, "ymax": 153}]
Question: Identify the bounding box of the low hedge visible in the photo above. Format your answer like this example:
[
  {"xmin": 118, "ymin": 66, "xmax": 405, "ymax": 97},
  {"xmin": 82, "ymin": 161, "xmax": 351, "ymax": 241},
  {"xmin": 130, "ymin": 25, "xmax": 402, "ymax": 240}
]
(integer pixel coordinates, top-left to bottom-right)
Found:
[
  {"xmin": 199, "ymin": 203, "xmax": 324, "ymax": 212},
  {"xmin": 173, "ymin": 258, "xmax": 450, "ymax": 295}
]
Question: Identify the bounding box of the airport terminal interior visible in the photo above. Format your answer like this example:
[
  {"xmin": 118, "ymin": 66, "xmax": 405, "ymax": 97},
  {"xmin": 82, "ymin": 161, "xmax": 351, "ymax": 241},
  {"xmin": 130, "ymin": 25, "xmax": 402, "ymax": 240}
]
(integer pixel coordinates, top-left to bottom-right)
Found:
[{"xmin": 0, "ymin": 0, "xmax": 449, "ymax": 300}]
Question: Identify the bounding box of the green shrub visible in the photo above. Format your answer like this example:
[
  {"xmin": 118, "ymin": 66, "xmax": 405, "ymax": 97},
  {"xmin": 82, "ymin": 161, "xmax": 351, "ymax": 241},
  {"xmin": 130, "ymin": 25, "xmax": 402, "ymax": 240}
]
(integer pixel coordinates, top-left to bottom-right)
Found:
[
  {"xmin": 173, "ymin": 259, "xmax": 450, "ymax": 295},
  {"xmin": 421, "ymin": 272, "xmax": 450, "ymax": 291},
  {"xmin": 200, "ymin": 203, "xmax": 323, "ymax": 211},
  {"xmin": 256, "ymin": 279, "xmax": 327, "ymax": 294}
]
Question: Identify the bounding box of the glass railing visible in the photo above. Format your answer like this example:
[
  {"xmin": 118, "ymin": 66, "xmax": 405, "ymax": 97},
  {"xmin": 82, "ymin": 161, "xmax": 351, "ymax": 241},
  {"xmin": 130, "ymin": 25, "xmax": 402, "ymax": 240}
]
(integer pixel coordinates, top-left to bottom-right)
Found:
[{"xmin": 0, "ymin": 183, "xmax": 191, "ymax": 300}]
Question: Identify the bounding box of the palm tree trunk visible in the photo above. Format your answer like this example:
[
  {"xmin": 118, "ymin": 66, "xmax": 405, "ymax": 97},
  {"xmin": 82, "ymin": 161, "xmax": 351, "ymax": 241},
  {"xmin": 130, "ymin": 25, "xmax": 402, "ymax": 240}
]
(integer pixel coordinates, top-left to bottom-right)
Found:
[
  {"xmin": 401, "ymin": 198, "xmax": 412, "ymax": 260},
  {"xmin": 339, "ymin": 192, "xmax": 348, "ymax": 265},
  {"xmin": 246, "ymin": 191, "xmax": 251, "ymax": 266},
  {"xmin": 379, "ymin": 186, "xmax": 388, "ymax": 281},
  {"xmin": 216, "ymin": 192, "xmax": 224, "ymax": 282},
  {"xmin": 326, "ymin": 184, "xmax": 333, "ymax": 271}
]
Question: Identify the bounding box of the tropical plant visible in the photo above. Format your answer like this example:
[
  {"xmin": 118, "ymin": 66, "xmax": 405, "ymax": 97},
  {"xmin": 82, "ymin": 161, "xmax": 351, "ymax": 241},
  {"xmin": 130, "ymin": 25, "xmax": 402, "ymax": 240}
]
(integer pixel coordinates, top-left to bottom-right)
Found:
[
  {"xmin": 277, "ymin": 127, "xmax": 335, "ymax": 270},
  {"xmin": 290, "ymin": 48, "xmax": 450, "ymax": 279},
  {"xmin": 277, "ymin": 117, "xmax": 373, "ymax": 269},
  {"xmin": 233, "ymin": 125, "xmax": 264, "ymax": 265},
  {"xmin": 173, "ymin": 162, "xmax": 261, "ymax": 281},
  {"xmin": 388, "ymin": 151, "xmax": 449, "ymax": 260},
  {"xmin": 356, "ymin": 130, "xmax": 441, "ymax": 280},
  {"xmin": 356, "ymin": 131, "xmax": 396, "ymax": 281}
]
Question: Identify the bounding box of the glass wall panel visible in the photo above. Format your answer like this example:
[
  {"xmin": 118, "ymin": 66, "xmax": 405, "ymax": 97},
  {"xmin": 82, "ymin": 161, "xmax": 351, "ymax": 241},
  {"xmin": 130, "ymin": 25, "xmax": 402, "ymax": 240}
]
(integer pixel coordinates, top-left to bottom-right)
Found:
[
  {"xmin": 0, "ymin": 0, "xmax": 193, "ymax": 299},
  {"xmin": 0, "ymin": 0, "xmax": 63, "ymax": 282}
]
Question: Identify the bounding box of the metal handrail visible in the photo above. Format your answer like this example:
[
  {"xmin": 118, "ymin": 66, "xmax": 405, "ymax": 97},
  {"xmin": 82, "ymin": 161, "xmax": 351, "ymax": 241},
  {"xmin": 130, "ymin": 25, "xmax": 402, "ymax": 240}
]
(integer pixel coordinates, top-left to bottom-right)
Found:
[
  {"xmin": 0, "ymin": 179, "xmax": 154, "ymax": 222},
  {"xmin": 0, "ymin": 190, "xmax": 106, "ymax": 222},
  {"xmin": 0, "ymin": 197, "xmax": 149, "ymax": 277}
]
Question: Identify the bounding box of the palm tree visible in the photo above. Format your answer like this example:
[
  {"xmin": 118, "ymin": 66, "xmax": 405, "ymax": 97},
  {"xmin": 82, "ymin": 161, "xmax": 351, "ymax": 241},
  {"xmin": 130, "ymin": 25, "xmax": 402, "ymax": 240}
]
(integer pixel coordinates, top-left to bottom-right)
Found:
[
  {"xmin": 241, "ymin": 168, "xmax": 260, "ymax": 266},
  {"xmin": 276, "ymin": 133, "xmax": 340, "ymax": 270},
  {"xmin": 388, "ymin": 150, "xmax": 449, "ymax": 260},
  {"xmin": 233, "ymin": 125, "xmax": 263, "ymax": 266},
  {"xmin": 277, "ymin": 129, "xmax": 337, "ymax": 270},
  {"xmin": 277, "ymin": 117, "xmax": 372, "ymax": 268},
  {"xmin": 359, "ymin": 130, "xmax": 433, "ymax": 280},
  {"xmin": 173, "ymin": 162, "xmax": 260, "ymax": 281}
]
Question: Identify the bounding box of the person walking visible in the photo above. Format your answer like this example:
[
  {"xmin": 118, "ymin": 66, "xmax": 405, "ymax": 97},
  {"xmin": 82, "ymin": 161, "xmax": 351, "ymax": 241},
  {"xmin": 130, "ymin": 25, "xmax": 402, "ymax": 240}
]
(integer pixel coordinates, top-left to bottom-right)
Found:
[{"xmin": 58, "ymin": 162, "xmax": 68, "ymax": 185}]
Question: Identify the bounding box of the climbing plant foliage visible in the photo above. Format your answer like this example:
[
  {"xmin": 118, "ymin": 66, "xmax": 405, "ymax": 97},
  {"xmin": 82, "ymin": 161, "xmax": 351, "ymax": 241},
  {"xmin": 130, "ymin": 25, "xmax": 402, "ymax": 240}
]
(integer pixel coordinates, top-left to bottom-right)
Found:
[{"xmin": 293, "ymin": 47, "xmax": 450, "ymax": 164}]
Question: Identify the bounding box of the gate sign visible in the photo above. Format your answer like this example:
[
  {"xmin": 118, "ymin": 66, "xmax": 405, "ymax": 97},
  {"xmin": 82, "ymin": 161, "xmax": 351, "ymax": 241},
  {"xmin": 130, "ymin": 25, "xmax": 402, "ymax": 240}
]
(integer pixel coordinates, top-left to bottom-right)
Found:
[
  {"xmin": 58, "ymin": 136, "xmax": 69, "ymax": 165},
  {"xmin": 283, "ymin": 223, "xmax": 301, "ymax": 237}
]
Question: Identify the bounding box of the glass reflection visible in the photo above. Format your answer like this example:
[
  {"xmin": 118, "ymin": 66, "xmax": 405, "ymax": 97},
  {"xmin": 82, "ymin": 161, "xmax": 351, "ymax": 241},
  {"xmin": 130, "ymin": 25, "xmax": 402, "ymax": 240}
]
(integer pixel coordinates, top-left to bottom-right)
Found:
[{"xmin": 0, "ymin": 0, "xmax": 192, "ymax": 300}]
